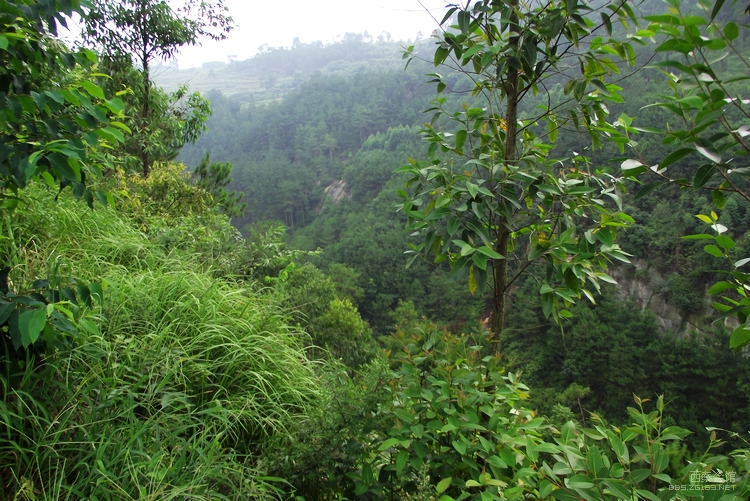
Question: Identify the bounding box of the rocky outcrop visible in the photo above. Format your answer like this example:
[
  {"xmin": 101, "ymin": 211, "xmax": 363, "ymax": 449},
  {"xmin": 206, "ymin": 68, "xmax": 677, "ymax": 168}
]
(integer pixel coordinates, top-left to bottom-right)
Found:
[
  {"xmin": 610, "ymin": 259, "xmax": 695, "ymax": 335},
  {"xmin": 324, "ymin": 180, "xmax": 351, "ymax": 204}
]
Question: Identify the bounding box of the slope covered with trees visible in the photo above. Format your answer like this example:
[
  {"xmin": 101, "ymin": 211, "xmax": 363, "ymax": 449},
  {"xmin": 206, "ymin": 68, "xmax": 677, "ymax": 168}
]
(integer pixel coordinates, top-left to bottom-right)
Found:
[
  {"xmin": 180, "ymin": 0, "xmax": 750, "ymax": 467},
  {"xmin": 3, "ymin": 0, "xmax": 750, "ymax": 499}
]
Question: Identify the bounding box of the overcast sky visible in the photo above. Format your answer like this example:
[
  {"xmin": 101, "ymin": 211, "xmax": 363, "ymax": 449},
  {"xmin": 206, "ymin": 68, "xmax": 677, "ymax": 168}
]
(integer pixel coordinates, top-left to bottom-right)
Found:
[{"xmin": 175, "ymin": 0, "xmax": 449, "ymax": 68}]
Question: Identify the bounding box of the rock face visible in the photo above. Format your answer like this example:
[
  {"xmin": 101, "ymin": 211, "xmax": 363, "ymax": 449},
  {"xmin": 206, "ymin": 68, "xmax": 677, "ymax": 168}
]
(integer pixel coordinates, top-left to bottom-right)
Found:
[
  {"xmin": 610, "ymin": 259, "xmax": 693, "ymax": 335},
  {"xmin": 324, "ymin": 180, "xmax": 350, "ymax": 204}
]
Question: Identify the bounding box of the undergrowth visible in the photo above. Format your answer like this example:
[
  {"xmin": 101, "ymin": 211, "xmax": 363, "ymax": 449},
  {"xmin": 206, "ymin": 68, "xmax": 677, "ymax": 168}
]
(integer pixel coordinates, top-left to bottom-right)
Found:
[{"xmin": 0, "ymin": 183, "xmax": 320, "ymax": 499}]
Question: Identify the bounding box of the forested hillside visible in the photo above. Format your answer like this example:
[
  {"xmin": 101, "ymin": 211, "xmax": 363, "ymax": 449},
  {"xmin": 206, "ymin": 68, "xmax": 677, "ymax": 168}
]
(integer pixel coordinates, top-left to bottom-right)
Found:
[
  {"xmin": 154, "ymin": 35, "xmax": 409, "ymax": 103},
  {"xmin": 3, "ymin": 0, "xmax": 750, "ymax": 500}
]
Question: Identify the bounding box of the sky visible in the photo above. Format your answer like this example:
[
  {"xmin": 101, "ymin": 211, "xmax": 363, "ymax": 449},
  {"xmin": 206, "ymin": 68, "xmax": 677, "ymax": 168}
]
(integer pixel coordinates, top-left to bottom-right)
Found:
[{"xmin": 174, "ymin": 0, "xmax": 450, "ymax": 68}]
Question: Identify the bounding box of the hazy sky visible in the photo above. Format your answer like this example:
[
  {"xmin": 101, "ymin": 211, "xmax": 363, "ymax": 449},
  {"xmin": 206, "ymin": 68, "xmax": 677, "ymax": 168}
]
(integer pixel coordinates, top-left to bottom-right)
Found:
[{"xmin": 175, "ymin": 0, "xmax": 449, "ymax": 68}]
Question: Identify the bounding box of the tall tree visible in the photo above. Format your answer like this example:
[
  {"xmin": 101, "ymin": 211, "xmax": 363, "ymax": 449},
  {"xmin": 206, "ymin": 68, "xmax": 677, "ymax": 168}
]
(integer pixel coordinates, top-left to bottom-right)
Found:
[
  {"xmin": 103, "ymin": 63, "xmax": 213, "ymax": 173},
  {"xmin": 400, "ymin": 0, "xmax": 641, "ymax": 356},
  {"xmin": 83, "ymin": 0, "xmax": 233, "ymax": 177}
]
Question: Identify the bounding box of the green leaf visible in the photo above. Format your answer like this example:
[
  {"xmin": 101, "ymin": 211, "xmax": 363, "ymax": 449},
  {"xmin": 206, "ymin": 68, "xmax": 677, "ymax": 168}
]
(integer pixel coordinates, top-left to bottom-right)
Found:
[
  {"xmin": 486, "ymin": 455, "xmax": 507, "ymax": 468},
  {"xmin": 0, "ymin": 34, "xmax": 7, "ymax": 49},
  {"xmin": 634, "ymin": 181, "xmax": 664, "ymax": 200},
  {"xmin": 708, "ymin": 281, "xmax": 737, "ymax": 294},
  {"xmin": 630, "ymin": 469, "xmax": 651, "ymax": 483},
  {"xmin": 472, "ymin": 253, "xmax": 487, "ymax": 271},
  {"xmin": 396, "ymin": 450, "xmax": 409, "ymax": 473},
  {"xmin": 659, "ymin": 148, "xmax": 693, "ymax": 169},
  {"xmin": 455, "ymin": 129, "xmax": 467, "ymax": 151},
  {"xmin": 19, "ymin": 308, "xmax": 46, "ymax": 348},
  {"xmin": 476, "ymin": 246, "xmax": 503, "ymax": 259},
  {"xmin": 693, "ymin": 164, "xmax": 716, "ymax": 189},
  {"xmin": 552, "ymin": 489, "xmax": 581, "ymax": 501},
  {"xmin": 447, "ymin": 216, "xmax": 460, "ymax": 236},
  {"xmin": 0, "ymin": 301, "xmax": 15, "ymax": 325},
  {"xmin": 434, "ymin": 47, "xmax": 450, "ymax": 66},
  {"xmin": 682, "ymin": 15, "xmax": 708, "ymax": 26},
  {"xmin": 711, "ymin": 0, "xmax": 726, "ymax": 20},
  {"xmin": 528, "ymin": 242, "xmax": 549, "ymax": 260},
  {"xmin": 603, "ymin": 480, "xmax": 631, "ymax": 500},
  {"xmin": 104, "ymin": 98, "xmax": 124, "ymax": 115},
  {"xmin": 730, "ymin": 326, "xmax": 750, "ymax": 349},
  {"xmin": 81, "ymin": 81, "xmax": 105, "ymax": 100},
  {"xmin": 716, "ymin": 235, "xmax": 735, "ymax": 250},
  {"xmin": 610, "ymin": 463, "xmax": 624, "ymax": 478},
  {"xmin": 378, "ymin": 438, "xmax": 401, "ymax": 451},
  {"xmin": 608, "ymin": 433, "xmax": 628, "ymax": 462},
  {"xmin": 436, "ymin": 477, "xmax": 452, "ymax": 494},
  {"xmin": 362, "ymin": 463, "xmax": 373, "ymax": 484},
  {"xmin": 704, "ymin": 244, "xmax": 724, "ymax": 258},
  {"xmin": 678, "ymin": 96, "xmax": 704, "ymax": 110},
  {"xmin": 79, "ymin": 318, "xmax": 100, "ymax": 336},
  {"xmin": 725, "ymin": 22, "xmax": 739, "ymax": 41},
  {"xmin": 452, "ymin": 439, "xmax": 466, "ymax": 455},
  {"xmin": 620, "ymin": 159, "xmax": 646, "ymax": 176},
  {"xmin": 712, "ymin": 189, "xmax": 726, "ymax": 209},
  {"xmin": 681, "ymin": 234, "xmax": 714, "ymax": 240}
]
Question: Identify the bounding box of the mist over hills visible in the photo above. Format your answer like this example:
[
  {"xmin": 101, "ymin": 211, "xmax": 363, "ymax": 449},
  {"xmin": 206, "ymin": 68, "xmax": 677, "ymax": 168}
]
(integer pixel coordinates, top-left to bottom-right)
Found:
[{"xmin": 154, "ymin": 34, "xmax": 424, "ymax": 104}]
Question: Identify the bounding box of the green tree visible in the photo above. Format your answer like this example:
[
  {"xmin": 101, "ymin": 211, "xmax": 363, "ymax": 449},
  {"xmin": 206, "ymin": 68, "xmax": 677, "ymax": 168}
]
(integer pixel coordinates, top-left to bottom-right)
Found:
[
  {"xmin": 194, "ymin": 152, "xmax": 245, "ymax": 218},
  {"xmin": 103, "ymin": 63, "xmax": 213, "ymax": 173},
  {"xmin": 83, "ymin": 0, "xmax": 233, "ymax": 176},
  {"xmin": 399, "ymin": 0, "xmax": 640, "ymax": 355}
]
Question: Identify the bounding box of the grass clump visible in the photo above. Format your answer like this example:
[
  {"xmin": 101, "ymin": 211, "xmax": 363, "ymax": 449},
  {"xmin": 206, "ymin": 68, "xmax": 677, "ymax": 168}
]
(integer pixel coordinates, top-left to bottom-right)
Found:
[{"xmin": 0, "ymin": 180, "xmax": 320, "ymax": 499}]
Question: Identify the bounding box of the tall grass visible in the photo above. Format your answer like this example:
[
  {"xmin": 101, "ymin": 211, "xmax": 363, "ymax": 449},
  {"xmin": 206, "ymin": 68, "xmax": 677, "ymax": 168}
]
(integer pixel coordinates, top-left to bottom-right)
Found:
[{"xmin": 1, "ymin": 187, "xmax": 320, "ymax": 499}]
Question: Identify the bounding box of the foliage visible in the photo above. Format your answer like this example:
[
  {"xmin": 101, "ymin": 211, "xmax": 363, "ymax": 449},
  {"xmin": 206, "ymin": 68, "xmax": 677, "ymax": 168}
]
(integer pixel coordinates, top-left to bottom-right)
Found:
[
  {"xmin": 615, "ymin": 0, "xmax": 750, "ymax": 348},
  {"xmin": 83, "ymin": 0, "xmax": 233, "ymax": 176},
  {"xmin": 503, "ymin": 283, "xmax": 750, "ymax": 449},
  {"xmin": 194, "ymin": 152, "xmax": 246, "ymax": 218},
  {"xmin": 399, "ymin": 0, "xmax": 640, "ymax": 353},
  {"xmin": 313, "ymin": 298, "xmax": 377, "ymax": 369},
  {"xmin": 0, "ymin": 185, "xmax": 320, "ymax": 499},
  {"xmin": 109, "ymin": 162, "xmax": 212, "ymax": 217},
  {"xmin": 103, "ymin": 62, "xmax": 213, "ymax": 174},
  {"xmin": 686, "ymin": 212, "xmax": 750, "ymax": 349},
  {"xmin": 616, "ymin": 0, "xmax": 750, "ymax": 201},
  {"xmin": 279, "ymin": 262, "xmax": 377, "ymax": 369},
  {"xmin": 0, "ymin": 0, "xmax": 129, "ymax": 355},
  {"xmin": 354, "ymin": 326, "xmax": 750, "ymax": 500},
  {"xmin": 265, "ymin": 359, "xmax": 390, "ymax": 501},
  {"xmin": 0, "ymin": 0, "xmax": 126, "ymax": 200}
]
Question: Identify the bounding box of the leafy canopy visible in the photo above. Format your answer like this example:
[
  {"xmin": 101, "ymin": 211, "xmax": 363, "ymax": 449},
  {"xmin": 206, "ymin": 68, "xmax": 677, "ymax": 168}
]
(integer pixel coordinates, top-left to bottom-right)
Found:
[{"xmin": 399, "ymin": 0, "xmax": 640, "ymax": 353}]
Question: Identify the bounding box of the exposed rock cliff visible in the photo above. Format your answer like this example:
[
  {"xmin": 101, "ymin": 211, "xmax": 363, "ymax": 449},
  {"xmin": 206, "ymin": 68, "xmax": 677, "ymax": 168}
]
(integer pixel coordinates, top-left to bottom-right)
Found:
[
  {"xmin": 324, "ymin": 180, "xmax": 351, "ymax": 204},
  {"xmin": 610, "ymin": 259, "xmax": 706, "ymax": 336}
]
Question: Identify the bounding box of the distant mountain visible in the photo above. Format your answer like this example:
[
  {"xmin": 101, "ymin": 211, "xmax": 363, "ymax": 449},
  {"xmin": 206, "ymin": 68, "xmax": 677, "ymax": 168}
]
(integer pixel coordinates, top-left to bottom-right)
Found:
[{"xmin": 154, "ymin": 34, "xmax": 423, "ymax": 104}]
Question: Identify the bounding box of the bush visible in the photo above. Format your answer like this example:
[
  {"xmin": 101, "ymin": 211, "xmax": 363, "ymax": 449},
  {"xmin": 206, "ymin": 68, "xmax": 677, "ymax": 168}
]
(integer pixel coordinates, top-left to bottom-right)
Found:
[{"xmin": 353, "ymin": 326, "xmax": 750, "ymax": 500}]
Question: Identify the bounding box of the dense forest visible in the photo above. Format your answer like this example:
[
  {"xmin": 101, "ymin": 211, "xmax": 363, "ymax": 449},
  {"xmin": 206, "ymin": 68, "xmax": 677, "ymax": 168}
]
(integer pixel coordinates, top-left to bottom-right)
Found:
[{"xmin": 3, "ymin": 0, "xmax": 750, "ymax": 500}]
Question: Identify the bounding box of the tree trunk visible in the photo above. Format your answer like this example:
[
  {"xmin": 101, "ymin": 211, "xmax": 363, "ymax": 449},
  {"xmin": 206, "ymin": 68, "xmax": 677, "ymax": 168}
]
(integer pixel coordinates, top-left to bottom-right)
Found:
[
  {"xmin": 140, "ymin": 0, "xmax": 151, "ymax": 179},
  {"xmin": 142, "ymin": 54, "xmax": 150, "ymax": 178},
  {"xmin": 488, "ymin": 0, "xmax": 520, "ymax": 358},
  {"xmin": 490, "ymin": 226, "xmax": 509, "ymax": 357}
]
